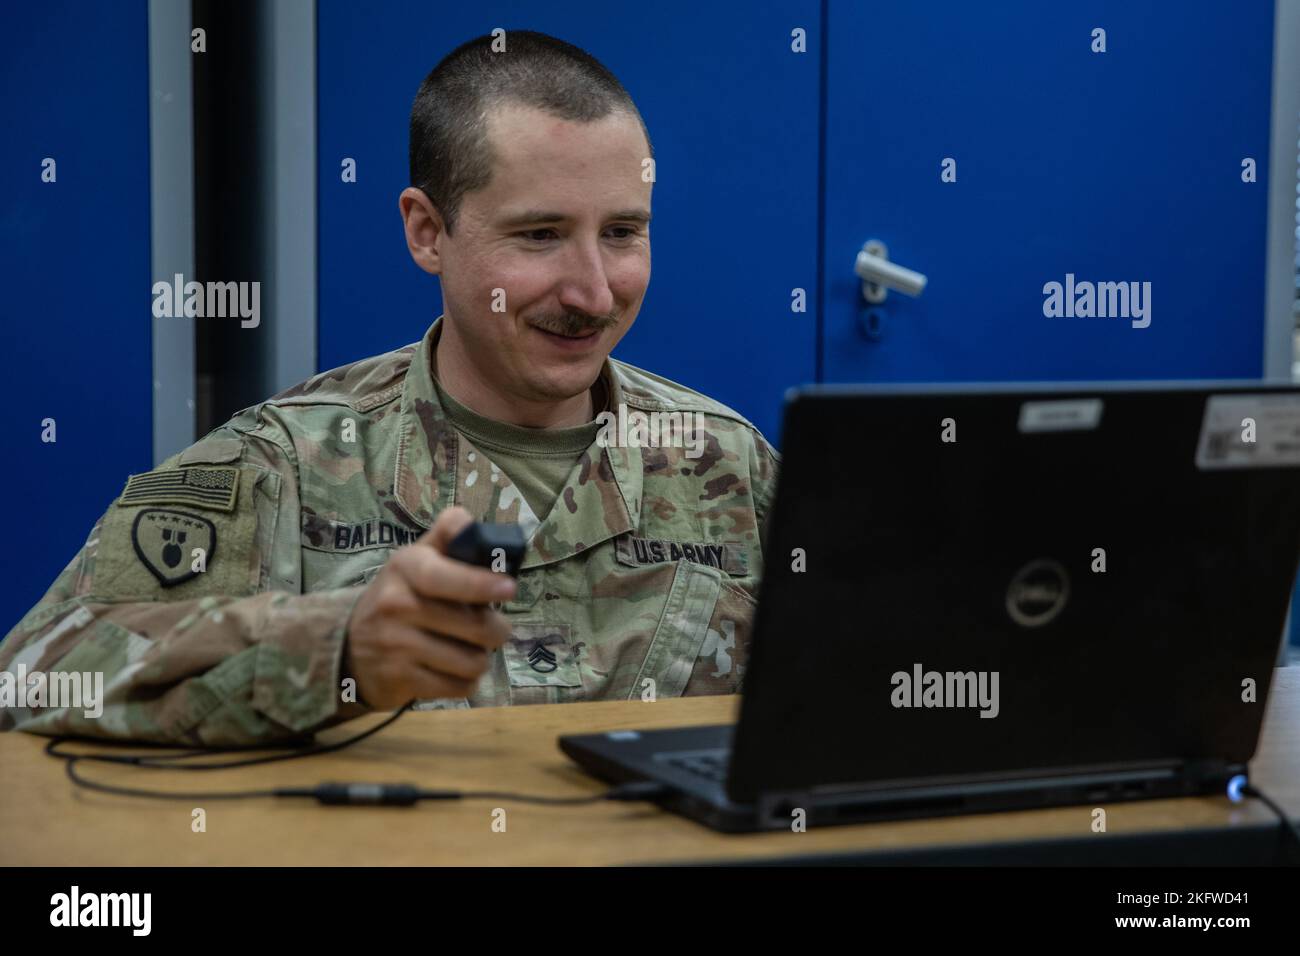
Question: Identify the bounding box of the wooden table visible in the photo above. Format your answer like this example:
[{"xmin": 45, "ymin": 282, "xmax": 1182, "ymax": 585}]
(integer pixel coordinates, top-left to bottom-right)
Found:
[{"xmin": 2, "ymin": 669, "xmax": 1297, "ymax": 865}]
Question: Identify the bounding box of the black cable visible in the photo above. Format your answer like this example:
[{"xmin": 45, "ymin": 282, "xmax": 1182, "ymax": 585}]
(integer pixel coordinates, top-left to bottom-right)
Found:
[
  {"xmin": 46, "ymin": 701, "xmax": 670, "ymax": 807},
  {"xmin": 46, "ymin": 700, "xmax": 414, "ymax": 771},
  {"xmin": 63, "ymin": 757, "xmax": 282, "ymax": 801},
  {"xmin": 50, "ymin": 703, "xmax": 417, "ymax": 800},
  {"xmin": 60, "ymin": 757, "xmax": 665, "ymax": 806}
]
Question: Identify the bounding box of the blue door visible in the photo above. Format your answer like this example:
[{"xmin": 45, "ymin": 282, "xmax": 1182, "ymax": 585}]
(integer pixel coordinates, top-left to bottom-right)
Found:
[{"xmin": 821, "ymin": 0, "xmax": 1275, "ymax": 383}]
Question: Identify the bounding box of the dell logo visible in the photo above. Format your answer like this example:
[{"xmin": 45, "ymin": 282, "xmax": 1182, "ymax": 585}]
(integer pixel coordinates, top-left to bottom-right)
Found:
[{"xmin": 1006, "ymin": 559, "xmax": 1069, "ymax": 628}]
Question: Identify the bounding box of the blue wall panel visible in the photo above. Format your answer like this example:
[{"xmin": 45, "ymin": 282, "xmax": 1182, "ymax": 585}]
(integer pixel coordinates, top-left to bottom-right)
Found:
[{"xmin": 0, "ymin": 1, "xmax": 153, "ymax": 631}]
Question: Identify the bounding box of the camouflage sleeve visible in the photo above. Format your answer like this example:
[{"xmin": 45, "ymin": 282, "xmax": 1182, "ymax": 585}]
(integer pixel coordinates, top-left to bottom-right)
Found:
[
  {"xmin": 741, "ymin": 428, "xmax": 780, "ymax": 696},
  {"xmin": 0, "ymin": 412, "xmax": 372, "ymax": 746},
  {"xmin": 750, "ymin": 428, "xmax": 781, "ymax": 556}
]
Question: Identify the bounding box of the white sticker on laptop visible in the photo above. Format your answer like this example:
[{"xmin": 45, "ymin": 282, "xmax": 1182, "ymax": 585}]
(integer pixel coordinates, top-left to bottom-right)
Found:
[
  {"xmin": 1017, "ymin": 398, "xmax": 1103, "ymax": 433},
  {"xmin": 1196, "ymin": 394, "xmax": 1300, "ymax": 469}
]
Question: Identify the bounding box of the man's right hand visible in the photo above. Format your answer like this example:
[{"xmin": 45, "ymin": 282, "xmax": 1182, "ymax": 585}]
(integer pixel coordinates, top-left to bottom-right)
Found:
[{"xmin": 342, "ymin": 506, "xmax": 516, "ymax": 708}]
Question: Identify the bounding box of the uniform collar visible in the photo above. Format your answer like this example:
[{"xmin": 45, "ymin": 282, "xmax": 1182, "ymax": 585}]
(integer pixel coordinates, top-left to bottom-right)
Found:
[{"xmin": 392, "ymin": 317, "xmax": 643, "ymax": 568}]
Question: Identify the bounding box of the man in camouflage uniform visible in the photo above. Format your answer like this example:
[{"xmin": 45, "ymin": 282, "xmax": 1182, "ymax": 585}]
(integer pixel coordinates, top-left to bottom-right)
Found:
[{"xmin": 0, "ymin": 31, "xmax": 779, "ymax": 746}]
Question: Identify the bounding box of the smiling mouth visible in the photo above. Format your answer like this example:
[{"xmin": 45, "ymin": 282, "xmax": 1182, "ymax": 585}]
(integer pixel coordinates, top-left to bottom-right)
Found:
[{"xmin": 530, "ymin": 323, "xmax": 602, "ymax": 340}]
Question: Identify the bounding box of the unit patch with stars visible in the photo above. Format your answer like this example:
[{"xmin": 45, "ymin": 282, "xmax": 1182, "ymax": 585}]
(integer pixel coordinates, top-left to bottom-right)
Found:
[
  {"xmin": 130, "ymin": 509, "xmax": 217, "ymax": 587},
  {"xmin": 94, "ymin": 466, "xmax": 263, "ymax": 601}
]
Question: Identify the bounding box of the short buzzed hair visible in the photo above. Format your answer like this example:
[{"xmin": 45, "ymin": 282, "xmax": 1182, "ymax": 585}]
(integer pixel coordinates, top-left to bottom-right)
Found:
[{"xmin": 409, "ymin": 30, "xmax": 653, "ymax": 236}]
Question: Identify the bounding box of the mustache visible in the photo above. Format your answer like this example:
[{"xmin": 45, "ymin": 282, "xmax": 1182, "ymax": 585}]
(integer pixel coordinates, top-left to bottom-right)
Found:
[{"xmin": 528, "ymin": 311, "xmax": 619, "ymax": 336}]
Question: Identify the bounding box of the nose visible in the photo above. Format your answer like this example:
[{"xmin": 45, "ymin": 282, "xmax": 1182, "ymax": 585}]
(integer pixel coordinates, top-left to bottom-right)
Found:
[{"xmin": 555, "ymin": 234, "xmax": 615, "ymax": 319}]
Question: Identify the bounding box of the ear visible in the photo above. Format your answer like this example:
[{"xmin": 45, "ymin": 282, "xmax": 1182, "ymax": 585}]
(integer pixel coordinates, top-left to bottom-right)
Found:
[{"xmin": 399, "ymin": 187, "xmax": 445, "ymax": 275}]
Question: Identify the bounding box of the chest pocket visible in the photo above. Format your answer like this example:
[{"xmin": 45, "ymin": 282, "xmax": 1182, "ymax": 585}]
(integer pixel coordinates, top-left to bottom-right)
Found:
[
  {"xmin": 497, "ymin": 558, "xmax": 725, "ymax": 706},
  {"xmin": 609, "ymin": 533, "xmax": 757, "ymax": 701},
  {"xmin": 635, "ymin": 560, "xmax": 724, "ymax": 699},
  {"xmin": 301, "ymin": 548, "xmax": 393, "ymax": 591},
  {"xmin": 491, "ymin": 567, "xmax": 585, "ymax": 706},
  {"xmin": 682, "ymin": 577, "xmax": 755, "ymax": 696},
  {"xmin": 503, "ymin": 623, "xmax": 583, "ymax": 695},
  {"xmin": 480, "ymin": 545, "xmax": 758, "ymax": 707}
]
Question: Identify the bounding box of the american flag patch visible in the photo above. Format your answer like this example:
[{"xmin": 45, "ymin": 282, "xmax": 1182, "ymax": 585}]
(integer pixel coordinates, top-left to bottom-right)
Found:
[{"xmin": 117, "ymin": 467, "xmax": 239, "ymax": 513}]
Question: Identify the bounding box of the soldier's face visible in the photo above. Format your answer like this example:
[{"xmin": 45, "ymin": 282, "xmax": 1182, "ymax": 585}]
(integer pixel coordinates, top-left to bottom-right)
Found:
[{"xmin": 438, "ymin": 102, "xmax": 652, "ymax": 403}]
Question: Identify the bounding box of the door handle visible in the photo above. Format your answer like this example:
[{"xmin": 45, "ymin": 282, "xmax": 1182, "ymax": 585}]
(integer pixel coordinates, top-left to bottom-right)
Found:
[{"xmin": 855, "ymin": 240, "xmax": 927, "ymax": 304}]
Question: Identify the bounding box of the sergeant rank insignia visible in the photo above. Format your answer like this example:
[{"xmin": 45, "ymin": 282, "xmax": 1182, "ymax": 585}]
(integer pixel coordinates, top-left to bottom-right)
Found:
[
  {"xmin": 527, "ymin": 644, "xmax": 558, "ymax": 673},
  {"xmin": 131, "ymin": 509, "xmax": 217, "ymax": 587}
]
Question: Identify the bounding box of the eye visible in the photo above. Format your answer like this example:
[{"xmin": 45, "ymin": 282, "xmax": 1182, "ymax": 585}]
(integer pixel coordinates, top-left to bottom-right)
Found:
[
  {"xmin": 519, "ymin": 229, "xmax": 557, "ymax": 243},
  {"xmin": 607, "ymin": 226, "xmax": 640, "ymax": 240}
]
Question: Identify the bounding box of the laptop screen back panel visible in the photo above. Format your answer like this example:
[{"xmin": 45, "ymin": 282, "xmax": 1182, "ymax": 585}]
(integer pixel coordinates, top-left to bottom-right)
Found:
[{"xmin": 728, "ymin": 385, "xmax": 1300, "ymax": 803}]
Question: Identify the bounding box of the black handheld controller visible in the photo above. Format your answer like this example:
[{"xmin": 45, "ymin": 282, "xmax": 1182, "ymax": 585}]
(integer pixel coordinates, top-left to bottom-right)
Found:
[{"xmin": 444, "ymin": 522, "xmax": 527, "ymax": 577}]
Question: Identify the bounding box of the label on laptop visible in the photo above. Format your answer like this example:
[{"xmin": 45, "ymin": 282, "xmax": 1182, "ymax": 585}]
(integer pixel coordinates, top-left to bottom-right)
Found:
[
  {"xmin": 1196, "ymin": 394, "xmax": 1300, "ymax": 469},
  {"xmin": 1017, "ymin": 398, "xmax": 1103, "ymax": 433}
]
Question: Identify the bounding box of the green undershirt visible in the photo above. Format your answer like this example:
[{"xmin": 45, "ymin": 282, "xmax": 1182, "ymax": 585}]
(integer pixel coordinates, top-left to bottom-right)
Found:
[{"xmin": 432, "ymin": 370, "xmax": 609, "ymax": 524}]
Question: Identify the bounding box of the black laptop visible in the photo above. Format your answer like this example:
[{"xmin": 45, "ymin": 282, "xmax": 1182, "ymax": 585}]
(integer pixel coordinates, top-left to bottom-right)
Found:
[{"xmin": 559, "ymin": 382, "xmax": 1300, "ymax": 832}]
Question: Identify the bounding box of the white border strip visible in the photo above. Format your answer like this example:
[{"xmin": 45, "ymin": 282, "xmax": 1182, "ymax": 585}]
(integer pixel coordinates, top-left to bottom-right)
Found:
[
  {"xmin": 147, "ymin": 0, "xmax": 196, "ymax": 464},
  {"xmin": 1265, "ymin": 0, "xmax": 1300, "ymax": 381},
  {"xmin": 262, "ymin": 0, "xmax": 318, "ymax": 390}
]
